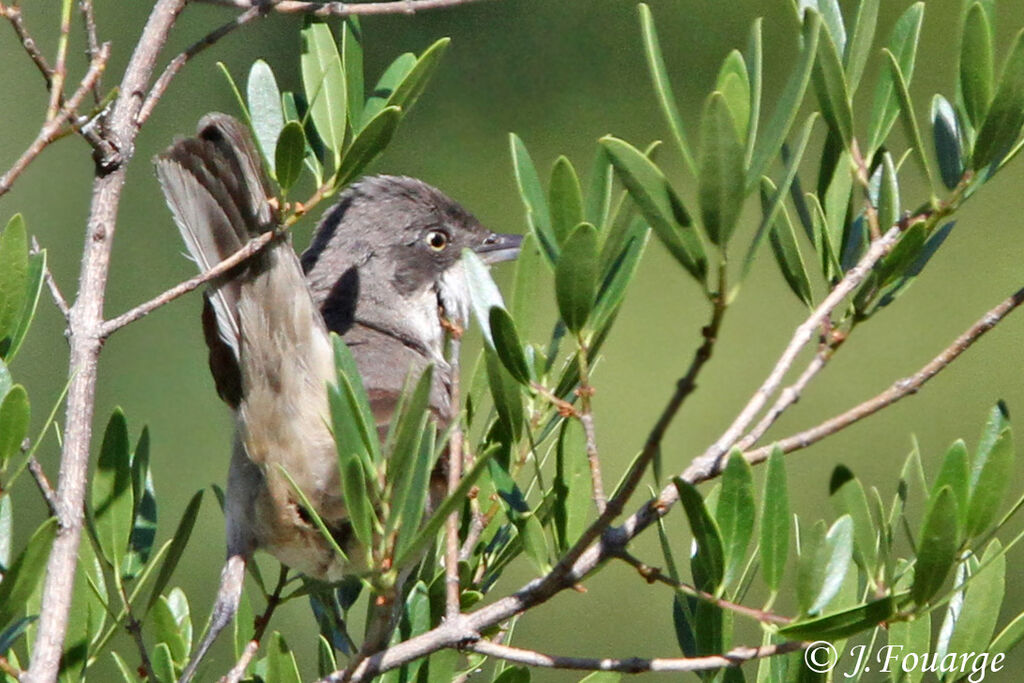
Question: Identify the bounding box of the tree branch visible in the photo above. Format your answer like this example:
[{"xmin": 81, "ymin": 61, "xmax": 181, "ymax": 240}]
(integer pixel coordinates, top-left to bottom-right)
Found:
[
  {"xmin": 46, "ymin": 0, "xmax": 75, "ymax": 121},
  {"xmin": 0, "ymin": 2, "xmax": 54, "ymax": 88},
  {"xmin": 138, "ymin": 5, "xmax": 263, "ymax": 126},
  {"xmin": 465, "ymin": 639, "xmax": 806, "ymax": 674},
  {"xmin": 736, "ymin": 283, "xmax": 1024, "ymax": 469},
  {"xmin": 195, "ymin": 0, "xmax": 492, "ymax": 17},
  {"xmin": 31, "ymin": 237, "xmax": 71, "ymax": 322},
  {"xmin": 0, "ymin": 43, "xmax": 110, "ymax": 199},
  {"xmin": 23, "ymin": 2, "xmax": 189, "ymax": 680},
  {"xmin": 27, "ymin": 456, "xmax": 59, "ymax": 518},
  {"xmin": 100, "ymin": 230, "xmax": 278, "ymax": 337},
  {"xmin": 221, "ymin": 566, "xmax": 288, "ymax": 683},
  {"xmin": 575, "ymin": 343, "xmax": 606, "ymax": 514}
]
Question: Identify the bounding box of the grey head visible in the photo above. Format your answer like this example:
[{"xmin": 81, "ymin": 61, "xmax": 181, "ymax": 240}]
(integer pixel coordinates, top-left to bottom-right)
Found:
[{"xmin": 300, "ymin": 175, "xmax": 521, "ymax": 359}]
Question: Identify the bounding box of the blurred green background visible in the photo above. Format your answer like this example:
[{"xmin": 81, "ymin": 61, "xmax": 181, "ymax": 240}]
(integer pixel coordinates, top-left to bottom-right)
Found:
[{"xmin": 5, "ymin": 0, "xmax": 1024, "ymax": 680}]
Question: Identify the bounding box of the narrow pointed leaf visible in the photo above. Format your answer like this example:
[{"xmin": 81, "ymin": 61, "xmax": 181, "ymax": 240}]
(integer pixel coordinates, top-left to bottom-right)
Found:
[
  {"xmin": 0, "ymin": 385, "xmax": 28, "ymax": 469},
  {"xmin": 673, "ymin": 478, "xmax": 724, "ymax": 592},
  {"xmin": 6, "ymin": 249, "xmax": 43, "ymax": 362},
  {"xmin": 877, "ymin": 151, "xmax": 900, "ymax": 233},
  {"xmin": 554, "ymin": 419, "xmax": 590, "ymax": 551},
  {"xmin": 384, "ymin": 38, "xmax": 449, "ymax": 116},
  {"xmin": 363, "ymin": 53, "xmax": 415, "ymax": 124},
  {"xmin": 715, "ymin": 450, "xmax": 755, "ymax": 590},
  {"xmin": 147, "ymin": 490, "xmax": 203, "ymax": 611},
  {"xmin": 386, "ymin": 365, "xmax": 433, "ymax": 537},
  {"xmin": 549, "ymin": 156, "xmax": 584, "ymax": 246},
  {"xmin": 267, "ymin": 632, "xmax": 302, "ymax": 683},
  {"xmin": 778, "ymin": 596, "xmax": 896, "ymax": 640},
  {"xmin": 638, "ymin": 3, "xmax": 696, "ymax": 175},
  {"xmin": 760, "ymin": 446, "xmax": 789, "ymax": 592},
  {"xmin": 0, "ymin": 517, "xmax": 56, "ymax": 630},
  {"xmin": 247, "ymin": 60, "xmax": 284, "ymax": 175},
  {"xmin": 812, "ymin": 17, "xmax": 854, "ymax": 148},
  {"xmin": 884, "ymin": 49, "xmax": 938, "ymax": 190},
  {"xmin": 960, "ymin": 3, "xmax": 995, "ymax": 130},
  {"xmin": 866, "ymin": 3, "xmax": 925, "ymax": 154},
  {"xmin": 966, "ymin": 426, "xmax": 1014, "ymax": 537},
  {"xmin": 485, "ymin": 347, "xmax": 523, "ymax": 441},
  {"xmin": 510, "ymin": 133, "xmax": 557, "ymax": 264},
  {"xmin": 973, "ymin": 29, "xmax": 1024, "ymax": 170},
  {"xmin": 830, "ymin": 472, "xmax": 878, "ymax": 574},
  {"xmin": 489, "ymin": 307, "xmax": 531, "ymax": 385},
  {"xmin": 392, "ymin": 424, "xmax": 435, "ymax": 560},
  {"xmin": 555, "ymin": 223, "xmax": 598, "ymax": 334},
  {"xmin": 947, "ymin": 539, "xmax": 1005, "ymax": 659},
  {"xmin": 342, "ymin": 18, "xmax": 364, "ymax": 129},
  {"xmin": 300, "ymin": 20, "xmax": 346, "ymax": 167},
  {"xmin": 745, "ymin": 19, "xmax": 763, "ymax": 164},
  {"xmin": 845, "ymin": 0, "xmax": 880, "ymax": 92},
  {"xmin": 932, "ymin": 440, "xmax": 970, "ymax": 527},
  {"xmin": 274, "ymin": 121, "xmax": 306, "ymax": 192},
  {"xmin": 335, "ymin": 106, "xmax": 401, "ymax": 187},
  {"xmin": 601, "ymin": 136, "xmax": 706, "ymax": 282},
  {"xmin": 761, "ymin": 179, "xmax": 812, "ymax": 306},
  {"xmin": 699, "ymin": 92, "xmax": 745, "ymax": 246},
  {"xmin": 716, "ymin": 51, "xmax": 751, "ymax": 142},
  {"xmin": 0, "ymin": 214, "xmax": 28, "ymax": 357},
  {"xmin": 91, "ymin": 409, "xmax": 134, "ymax": 570},
  {"xmin": 932, "ymin": 95, "xmax": 964, "ymax": 190},
  {"xmin": 912, "ymin": 486, "xmax": 959, "ymax": 605},
  {"xmin": 808, "ymin": 515, "xmax": 854, "ymax": 615}
]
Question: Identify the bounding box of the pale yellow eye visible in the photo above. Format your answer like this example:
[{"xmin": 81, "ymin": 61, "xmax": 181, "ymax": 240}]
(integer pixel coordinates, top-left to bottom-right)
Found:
[{"xmin": 426, "ymin": 230, "xmax": 449, "ymax": 251}]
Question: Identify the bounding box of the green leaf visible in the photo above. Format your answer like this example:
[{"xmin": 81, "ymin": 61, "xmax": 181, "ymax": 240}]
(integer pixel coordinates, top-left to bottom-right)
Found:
[
  {"xmin": 343, "ymin": 458, "xmax": 375, "ymax": 550},
  {"xmin": 673, "ymin": 478, "xmax": 724, "ymax": 592},
  {"xmin": 489, "ymin": 307, "xmax": 531, "ymax": 385},
  {"xmin": 91, "ymin": 409, "xmax": 134, "ymax": 570},
  {"xmin": 392, "ymin": 443, "xmax": 498, "ymax": 571},
  {"xmin": 510, "ymin": 133, "xmax": 557, "ymax": 264},
  {"xmin": 698, "ymin": 92, "xmax": 745, "ymax": 246},
  {"xmin": 274, "ymin": 121, "xmax": 306, "ymax": 192},
  {"xmin": 0, "ymin": 616, "xmax": 35, "ymax": 657},
  {"xmin": 591, "ymin": 223, "xmax": 650, "ymax": 333},
  {"xmin": 0, "ymin": 384, "xmax": 28, "ymax": 469},
  {"xmin": 960, "ymin": 2, "xmax": 995, "ymax": 130},
  {"xmin": 266, "ymin": 631, "xmax": 302, "ymax": 683},
  {"xmin": 281, "ymin": 91, "xmax": 324, "ymax": 186},
  {"xmin": 808, "ymin": 515, "xmax": 854, "ymax": 616},
  {"xmin": 392, "ymin": 424, "xmax": 435, "ymax": 561},
  {"xmin": 555, "ymin": 223, "xmax": 598, "ymax": 334},
  {"xmin": 888, "ymin": 599, "xmax": 930, "ymax": 683},
  {"xmin": 932, "ymin": 439, "xmax": 970, "ymax": 528},
  {"xmin": 812, "ymin": 14, "xmax": 854, "ymax": 148},
  {"xmin": 579, "ymin": 673, "xmax": 621, "ymax": 683},
  {"xmin": 912, "ymin": 486, "xmax": 960, "ymax": 605},
  {"xmin": 973, "ymin": 29, "xmax": 1024, "ymax": 171},
  {"xmin": 844, "ymin": 0, "xmax": 880, "ymax": 93},
  {"xmin": 947, "ymin": 539, "xmax": 1005, "ymax": 661},
  {"xmin": 760, "ymin": 447, "xmax": 789, "ymax": 593},
  {"xmin": 342, "ymin": 18, "xmax": 364, "ymax": 130},
  {"xmin": 511, "ymin": 232, "xmax": 542, "ymax": 339},
  {"xmin": 554, "ymin": 419, "xmax": 590, "ymax": 551},
  {"xmin": 830, "ymin": 472, "xmax": 877, "ymax": 575},
  {"xmin": 0, "ymin": 214, "xmax": 28, "ymax": 358},
  {"xmin": 991, "ymin": 607, "xmax": 1024, "ymax": 656},
  {"xmin": 747, "ymin": 11, "xmax": 821, "ymax": 186},
  {"xmin": 151, "ymin": 594, "xmax": 188, "ymax": 665},
  {"xmin": 488, "ymin": 459, "xmax": 550, "ymax": 575},
  {"xmin": 585, "ymin": 148, "xmax": 614, "ymax": 229},
  {"xmin": 386, "ymin": 365, "xmax": 433, "ymax": 541},
  {"xmin": 335, "ymin": 105, "xmax": 401, "ymax": 188},
  {"xmin": 549, "ymin": 156, "xmax": 584, "ymax": 246},
  {"xmin": 247, "ymin": 60, "xmax": 285, "ymax": 175},
  {"xmin": 494, "ymin": 667, "xmax": 531, "ymax": 683},
  {"xmin": 300, "ymin": 19, "xmax": 346, "ymax": 167},
  {"xmin": 363, "ymin": 53, "xmax": 415, "ymax": 125},
  {"xmin": 151, "ymin": 642, "xmax": 175, "ymax": 683},
  {"xmin": 778, "ymin": 596, "xmax": 896, "ymax": 640},
  {"xmin": 966, "ymin": 426, "xmax": 1014, "ymax": 537},
  {"xmin": 638, "ymin": 4, "xmax": 697, "ymax": 175},
  {"xmin": 715, "ymin": 450, "xmax": 754, "ymax": 590},
  {"xmin": 866, "ymin": 3, "xmax": 925, "ymax": 155},
  {"xmin": 383, "ymin": 37, "xmax": 449, "ymax": 117},
  {"xmin": 932, "ymin": 95, "xmax": 964, "ymax": 190},
  {"xmin": 485, "ymin": 347, "xmax": 523, "ymax": 441},
  {"xmin": 761, "ymin": 179, "xmax": 812, "ymax": 307},
  {"xmin": 331, "ymin": 334, "xmax": 380, "ymax": 462},
  {"xmin": 6, "ymin": 249, "xmax": 43, "ymax": 362},
  {"xmin": 745, "ymin": 19, "xmax": 763, "ymax": 165},
  {"xmin": 877, "ymin": 151, "xmax": 900, "ymax": 234},
  {"xmin": 123, "ymin": 428, "xmax": 157, "ymax": 580},
  {"xmin": 601, "ymin": 136, "xmax": 706, "ymax": 282},
  {"xmin": 147, "ymin": 490, "xmax": 203, "ymax": 612},
  {"xmin": 0, "ymin": 517, "xmax": 56, "ymax": 631},
  {"xmin": 716, "ymin": 50, "xmax": 751, "ymax": 142},
  {"xmin": 884, "ymin": 48, "xmax": 938, "ymax": 190}
]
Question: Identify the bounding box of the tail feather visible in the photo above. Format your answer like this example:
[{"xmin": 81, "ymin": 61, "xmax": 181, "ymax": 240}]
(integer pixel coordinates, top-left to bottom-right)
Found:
[{"xmin": 154, "ymin": 113, "xmax": 279, "ymax": 356}]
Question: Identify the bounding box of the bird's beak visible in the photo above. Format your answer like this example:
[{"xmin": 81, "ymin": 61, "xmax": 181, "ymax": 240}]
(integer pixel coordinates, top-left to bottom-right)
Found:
[{"xmin": 474, "ymin": 232, "xmax": 523, "ymax": 264}]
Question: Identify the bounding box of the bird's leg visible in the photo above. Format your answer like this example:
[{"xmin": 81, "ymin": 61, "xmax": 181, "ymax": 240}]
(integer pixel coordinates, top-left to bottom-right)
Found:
[{"xmin": 178, "ymin": 553, "xmax": 247, "ymax": 683}]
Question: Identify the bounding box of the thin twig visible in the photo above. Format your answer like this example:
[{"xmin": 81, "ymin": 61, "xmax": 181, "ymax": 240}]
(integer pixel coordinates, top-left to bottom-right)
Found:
[
  {"xmin": 575, "ymin": 342, "xmax": 606, "ymax": 514},
  {"xmin": 692, "ymin": 225, "xmax": 902, "ymax": 479},
  {"xmin": 31, "ymin": 237, "xmax": 71, "ymax": 321},
  {"xmin": 221, "ymin": 566, "xmax": 288, "ymax": 683},
  {"xmin": 615, "ymin": 550, "xmax": 788, "ymax": 624},
  {"xmin": 100, "ymin": 230, "xmax": 278, "ymax": 337},
  {"xmin": 196, "ymin": 0, "xmax": 491, "ymax": 17},
  {"xmin": 736, "ymin": 283, "xmax": 1024, "ymax": 471},
  {"xmin": 444, "ymin": 334, "xmax": 464, "ymax": 622},
  {"xmin": 119, "ymin": 583, "xmax": 156, "ymax": 681},
  {"xmin": 78, "ymin": 0, "xmax": 103, "ymax": 100},
  {"xmin": 27, "ymin": 456, "xmax": 59, "ymax": 517},
  {"xmin": 0, "ymin": 2, "xmax": 54, "ymax": 86},
  {"xmin": 0, "ymin": 43, "xmax": 110, "ymax": 199},
  {"xmin": 464, "ymin": 639, "xmax": 806, "ymax": 674},
  {"xmin": 0, "ymin": 655, "xmax": 23, "ymax": 680},
  {"xmin": 138, "ymin": 6, "xmax": 262, "ymax": 126},
  {"xmin": 47, "ymin": 0, "xmax": 75, "ymax": 120}
]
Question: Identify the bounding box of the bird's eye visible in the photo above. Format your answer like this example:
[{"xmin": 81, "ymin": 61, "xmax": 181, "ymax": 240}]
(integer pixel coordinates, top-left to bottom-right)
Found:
[{"xmin": 425, "ymin": 229, "xmax": 449, "ymax": 251}]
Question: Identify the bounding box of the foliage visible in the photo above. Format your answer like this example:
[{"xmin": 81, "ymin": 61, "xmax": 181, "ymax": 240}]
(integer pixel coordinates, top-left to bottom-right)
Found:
[{"xmin": 3, "ymin": 1, "xmax": 1024, "ymax": 682}]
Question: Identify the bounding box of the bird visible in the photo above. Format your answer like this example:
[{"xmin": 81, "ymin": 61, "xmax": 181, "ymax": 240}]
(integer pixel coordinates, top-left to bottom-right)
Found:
[{"xmin": 154, "ymin": 113, "xmax": 520, "ymax": 679}]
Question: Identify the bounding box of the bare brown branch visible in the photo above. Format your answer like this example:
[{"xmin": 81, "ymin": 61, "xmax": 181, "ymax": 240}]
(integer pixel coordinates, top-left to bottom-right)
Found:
[
  {"xmin": 444, "ymin": 338, "xmax": 465, "ymax": 622},
  {"xmin": 31, "ymin": 237, "xmax": 71, "ymax": 322},
  {"xmin": 0, "ymin": 43, "xmax": 110, "ymax": 199},
  {"xmin": 221, "ymin": 567, "xmax": 287, "ymax": 683},
  {"xmin": 465, "ymin": 639, "xmax": 806, "ymax": 674},
  {"xmin": 0, "ymin": 2, "xmax": 54, "ymax": 87},
  {"xmin": 575, "ymin": 347, "xmax": 606, "ymax": 513},
  {"xmin": 196, "ymin": 0, "xmax": 491, "ymax": 17},
  {"xmin": 100, "ymin": 230, "xmax": 278, "ymax": 337},
  {"xmin": 27, "ymin": 456, "xmax": 59, "ymax": 517},
  {"xmin": 138, "ymin": 6, "xmax": 263, "ymax": 126}
]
